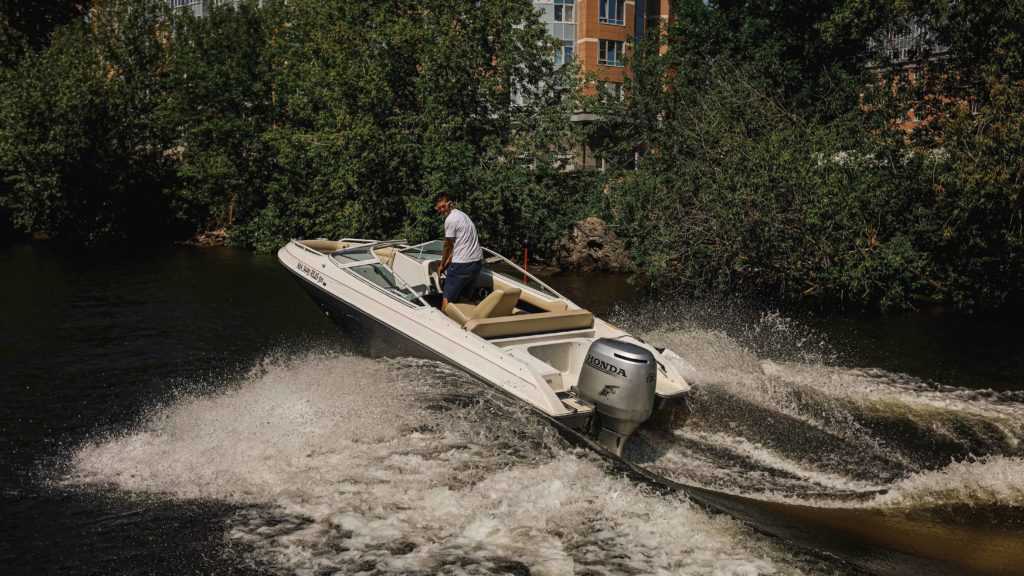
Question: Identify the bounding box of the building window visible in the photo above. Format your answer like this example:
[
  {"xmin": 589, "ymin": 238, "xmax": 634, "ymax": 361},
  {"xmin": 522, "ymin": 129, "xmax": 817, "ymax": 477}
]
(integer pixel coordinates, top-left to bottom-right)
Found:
[
  {"xmin": 599, "ymin": 0, "xmax": 625, "ymax": 26},
  {"xmin": 554, "ymin": 0, "xmax": 574, "ymax": 23},
  {"xmin": 598, "ymin": 39, "xmax": 624, "ymax": 67},
  {"xmin": 600, "ymin": 81, "xmax": 623, "ymax": 100},
  {"xmin": 555, "ymin": 39, "xmax": 574, "ymax": 65}
]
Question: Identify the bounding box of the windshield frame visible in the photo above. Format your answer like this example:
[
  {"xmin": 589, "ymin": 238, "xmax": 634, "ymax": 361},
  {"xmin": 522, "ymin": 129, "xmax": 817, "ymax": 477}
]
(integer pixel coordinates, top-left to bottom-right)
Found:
[
  {"xmin": 401, "ymin": 241, "xmax": 565, "ymax": 300},
  {"xmin": 329, "ymin": 240, "xmax": 428, "ymax": 307},
  {"xmin": 400, "ymin": 239, "xmax": 446, "ymax": 262},
  {"xmin": 481, "ymin": 247, "xmax": 564, "ymax": 300},
  {"xmin": 330, "ymin": 239, "xmax": 408, "ymax": 266}
]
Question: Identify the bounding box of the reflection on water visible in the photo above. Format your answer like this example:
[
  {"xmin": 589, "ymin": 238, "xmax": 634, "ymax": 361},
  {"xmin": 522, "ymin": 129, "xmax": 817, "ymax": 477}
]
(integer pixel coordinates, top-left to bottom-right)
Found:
[{"xmin": 543, "ymin": 271, "xmax": 639, "ymax": 317}]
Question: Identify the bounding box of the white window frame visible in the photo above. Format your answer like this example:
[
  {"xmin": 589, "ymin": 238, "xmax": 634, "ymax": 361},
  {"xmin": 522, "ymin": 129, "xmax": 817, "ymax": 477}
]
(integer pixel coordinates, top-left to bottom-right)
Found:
[
  {"xmin": 599, "ymin": 0, "xmax": 625, "ymax": 26},
  {"xmin": 555, "ymin": 39, "xmax": 574, "ymax": 65},
  {"xmin": 598, "ymin": 39, "xmax": 624, "ymax": 67},
  {"xmin": 553, "ymin": 0, "xmax": 575, "ymax": 24}
]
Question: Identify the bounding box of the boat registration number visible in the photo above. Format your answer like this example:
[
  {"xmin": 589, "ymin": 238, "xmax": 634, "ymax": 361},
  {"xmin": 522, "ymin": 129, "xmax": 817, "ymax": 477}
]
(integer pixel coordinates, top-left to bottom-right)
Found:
[{"xmin": 297, "ymin": 262, "xmax": 327, "ymax": 287}]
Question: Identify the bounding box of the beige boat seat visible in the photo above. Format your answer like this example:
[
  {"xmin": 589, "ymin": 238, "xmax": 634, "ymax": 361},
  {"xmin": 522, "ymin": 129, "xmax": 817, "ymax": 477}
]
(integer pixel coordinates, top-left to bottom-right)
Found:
[
  {"xmin": 465, "ymin": 309, "xmax": 594, "ymax": 339},
  {"xmin": 373, "ymin": 246, "xmax": 397, "ymax": 267},
  {"xmin": 445, "ymin": 288, "xmax": 521, "ymax": 326},
  {"xmin": 299, "ymin": 239, "xmax": 353, "ymax": 253},
  {"xmin": 491, "ymin": 277, "xmax": 567, "ymax": 312}
]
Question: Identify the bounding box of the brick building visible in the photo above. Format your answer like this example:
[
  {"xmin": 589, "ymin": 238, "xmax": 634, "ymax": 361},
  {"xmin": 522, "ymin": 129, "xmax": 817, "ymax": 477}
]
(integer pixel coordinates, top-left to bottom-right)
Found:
[
  {"xmin": 533, "ymin": 0, "xmax": 670, "ymax": 96},
  {"xmin": 532, "ymin": 1, "xmax": 670, "ymax": 169}
]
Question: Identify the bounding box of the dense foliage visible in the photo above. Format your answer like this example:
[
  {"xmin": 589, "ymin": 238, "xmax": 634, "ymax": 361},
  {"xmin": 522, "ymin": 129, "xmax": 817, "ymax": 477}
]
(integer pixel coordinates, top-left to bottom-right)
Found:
[
  {"xmin": 0, "ymin": 0, "xmax": 585, "ymax": 255},
  {"xmin": 239, "ymin": 0, "xmax": 586, "ymax": 253},
  {"xmin": 592, "ymin": 0, "xmax": 1024, "ymax": 310},
  {"xmin": 1, "ymin": 0, "xmax": 1021, "ymax": 311}
]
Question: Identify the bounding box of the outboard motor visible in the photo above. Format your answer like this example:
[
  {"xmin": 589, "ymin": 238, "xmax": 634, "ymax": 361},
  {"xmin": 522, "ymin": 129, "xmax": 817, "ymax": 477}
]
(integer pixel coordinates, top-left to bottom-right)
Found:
[{"xmin": 577, "ymin": 338, "xmax": 657, "ymax": 456}]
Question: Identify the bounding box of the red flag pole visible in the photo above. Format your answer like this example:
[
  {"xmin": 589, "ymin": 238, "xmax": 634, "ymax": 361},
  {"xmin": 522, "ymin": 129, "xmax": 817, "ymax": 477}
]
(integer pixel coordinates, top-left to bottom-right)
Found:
[{"xmin": 522, "ymin": 240, "xmax": 529, "ymax": 284}]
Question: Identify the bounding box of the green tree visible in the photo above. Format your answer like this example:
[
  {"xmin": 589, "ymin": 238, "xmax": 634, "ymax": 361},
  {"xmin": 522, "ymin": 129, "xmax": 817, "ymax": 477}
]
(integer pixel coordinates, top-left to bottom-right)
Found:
[
  {"xmin": 0, "ymin": 0, "xmax": 178, "ymax": 243},
  {"xmin": 0, "ymin": 1, "xmax": 90, "ymax": 67},
  {"xmin": 868, "ymin": 1, "xmax": 1024, "ymax": 309},
  {"xmin": 238, "ymin": 0, "xmax": 580, "ymax": 255},
  {"xmin": 163, "ymin": 0, "xmax": 275, "ymax": 237},
  {"xmin": 591, "ymin": 0, "xmax": 1024, "ymax": 310}
]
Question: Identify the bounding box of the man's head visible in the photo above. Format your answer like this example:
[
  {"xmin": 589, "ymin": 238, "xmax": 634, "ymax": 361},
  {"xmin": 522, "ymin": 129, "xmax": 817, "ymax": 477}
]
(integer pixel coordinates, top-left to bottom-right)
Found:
[{"xmin": 434, "ymin": 192, "xmax": 453, "ymax": 217}]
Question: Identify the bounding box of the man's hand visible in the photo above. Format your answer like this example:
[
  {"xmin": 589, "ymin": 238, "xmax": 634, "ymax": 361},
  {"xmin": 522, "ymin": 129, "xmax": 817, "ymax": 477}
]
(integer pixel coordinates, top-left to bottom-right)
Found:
[{"xmin": 439, "ymin": 238, "xmax": 455, "ymax": 277}]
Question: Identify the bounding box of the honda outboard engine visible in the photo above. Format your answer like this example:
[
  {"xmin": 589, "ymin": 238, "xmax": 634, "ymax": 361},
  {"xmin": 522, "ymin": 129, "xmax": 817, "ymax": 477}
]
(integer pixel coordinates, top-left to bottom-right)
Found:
[{"xmin": 577, "ymin": 338, "xmax": 657, "ymax": 456}]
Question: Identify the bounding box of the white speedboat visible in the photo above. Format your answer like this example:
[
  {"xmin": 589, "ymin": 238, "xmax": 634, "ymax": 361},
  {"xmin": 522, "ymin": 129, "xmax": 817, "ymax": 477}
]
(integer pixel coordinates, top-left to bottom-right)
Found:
[{"xmin": 278, "ymin": 238, "xmax": 690, "ymax": 455}]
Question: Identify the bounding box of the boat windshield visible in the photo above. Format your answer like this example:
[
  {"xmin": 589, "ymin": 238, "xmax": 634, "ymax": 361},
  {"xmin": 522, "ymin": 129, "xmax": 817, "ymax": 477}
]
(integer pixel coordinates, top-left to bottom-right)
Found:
[
  {"xmin": 482, "ymin": 248, "xmax": 562, "ymax": 299},
  {"xmin": 401, "ymin": 240, "xmax": 445, "ymax": 262},
  {"xmin": 331, "ymin": 242, "xmax": 425, "ymax": 305},
  {"xmin": 348, "ymin": 263, "xmax": 424, "ymax": 305},
  {"xmin": 403, "ymin": 241, "xmax": 562, "ymax": 299}
]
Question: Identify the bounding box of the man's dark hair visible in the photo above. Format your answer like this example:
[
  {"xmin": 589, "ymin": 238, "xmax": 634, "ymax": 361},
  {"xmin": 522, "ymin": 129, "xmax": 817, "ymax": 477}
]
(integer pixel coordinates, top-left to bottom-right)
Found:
[{"xmin": 433, "ymin": 192, "xmax": 453, "ymax": 204}]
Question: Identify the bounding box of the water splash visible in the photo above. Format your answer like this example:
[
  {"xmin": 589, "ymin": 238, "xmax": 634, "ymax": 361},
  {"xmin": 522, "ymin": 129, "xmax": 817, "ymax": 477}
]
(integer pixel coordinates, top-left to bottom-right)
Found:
[
  {"xmin": 873, "ymin": 455, "xmax": 1024, "ymax": 509},
  {"xmin": 63, "ymin": 300, "xmax": 1024, "ymax": 572},
  {"xmin": 619, "ymin": 305, "xmax": 1024, "ymax": 507},
  {"xmin": 66, "ymin": 352, "xmax": 833, "ymax": 575}
]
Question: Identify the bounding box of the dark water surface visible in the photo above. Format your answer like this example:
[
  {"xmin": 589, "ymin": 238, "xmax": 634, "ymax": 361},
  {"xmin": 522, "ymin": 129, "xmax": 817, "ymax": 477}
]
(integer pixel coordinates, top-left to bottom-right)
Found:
[
  {"xmin": 1, "ymin": 244, "xmax": 333, "ymax": 574},
  {"xmin": 2, "ymin": 242, "xmax": 1023, "ymax": 575}
]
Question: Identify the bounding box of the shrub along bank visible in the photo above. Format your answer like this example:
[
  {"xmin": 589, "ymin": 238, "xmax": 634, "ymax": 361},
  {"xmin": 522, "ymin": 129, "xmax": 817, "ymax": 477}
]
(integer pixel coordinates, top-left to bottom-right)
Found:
[
  {"xmin": 0, "ymin": 0, "xmax": 590, "ymax": 256},
  {"xmin": 589, "ymin": 0, "xmax": 1024, "ymax": 311},
  {"xmin": 0, "ymin": 0, "xmax": 1021, "ymax": 311}
]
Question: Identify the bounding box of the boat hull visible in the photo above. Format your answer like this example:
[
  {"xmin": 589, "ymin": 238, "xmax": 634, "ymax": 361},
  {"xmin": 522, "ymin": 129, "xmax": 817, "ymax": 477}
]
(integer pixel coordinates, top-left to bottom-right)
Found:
[
  {"xmin": 288, "ymin": 267, "xmax": 444, "ymax": 361},
  {"xmin": 277, "ymin": 238, "xmax": 686, "ymax": 428}
]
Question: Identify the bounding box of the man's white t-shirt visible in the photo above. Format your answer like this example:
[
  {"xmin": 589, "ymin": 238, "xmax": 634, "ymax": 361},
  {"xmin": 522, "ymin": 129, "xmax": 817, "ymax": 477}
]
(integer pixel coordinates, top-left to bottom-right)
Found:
[{"xmin": 444, "ymin": 208, "xmax": 483, "ymax": 263}]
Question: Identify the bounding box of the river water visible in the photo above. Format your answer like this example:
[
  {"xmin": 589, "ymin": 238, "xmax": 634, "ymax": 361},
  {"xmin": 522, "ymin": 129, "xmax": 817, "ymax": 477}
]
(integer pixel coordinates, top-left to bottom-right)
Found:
[{"xmin": 2, "ymin": 243, "xmax": 1023, "ymax": 575}]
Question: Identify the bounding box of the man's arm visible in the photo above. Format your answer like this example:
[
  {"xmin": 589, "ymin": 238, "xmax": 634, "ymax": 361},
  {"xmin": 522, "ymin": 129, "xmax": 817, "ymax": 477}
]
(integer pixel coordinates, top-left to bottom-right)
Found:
[{"xmin": 439, "ymin": 238, "xmax": 454, "ymax": 274}]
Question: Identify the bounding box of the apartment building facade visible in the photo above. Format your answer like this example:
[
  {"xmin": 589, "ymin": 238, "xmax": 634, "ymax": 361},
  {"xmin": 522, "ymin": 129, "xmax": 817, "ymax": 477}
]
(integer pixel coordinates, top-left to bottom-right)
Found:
[
  {"xmin": 533, "ymin": 0, "xmax": 670, "ymax": 95},
  {"xmin": 170, "ymin": 1, "xmax": 670, "ymax": 92},
  {"xmin": 167, "ymin": 0, "xmax": 209, "ymax": 17},
  {"xmin": 532, "ymin": 1, "xmax": 670, "ymax": 169}
]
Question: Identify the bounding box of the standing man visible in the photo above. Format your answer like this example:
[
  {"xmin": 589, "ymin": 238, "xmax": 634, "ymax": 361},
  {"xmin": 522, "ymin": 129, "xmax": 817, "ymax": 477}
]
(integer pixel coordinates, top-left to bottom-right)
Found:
[{"xmin": 434, "ymin": 192, "xmax": 483, "ymax": 310}]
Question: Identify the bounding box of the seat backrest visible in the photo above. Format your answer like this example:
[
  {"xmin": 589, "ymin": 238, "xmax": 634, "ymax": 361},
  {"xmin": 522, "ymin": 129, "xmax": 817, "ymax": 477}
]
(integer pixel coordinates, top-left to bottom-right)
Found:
[
  {"xmin": 471, "ymin": 288, "xmax": 520, "ymax": 320},
  {"xmin": 446, "ymin": 288, "xmax": 522, "ymax": 327},
  {"xmin": 464, "ymin": 309, "xmax": 594, "ymax": 339},
  {"xmin": 492, "ymin": 276, "xmax": 566, "ymax": 312},
  {"xmin": 444, "ymin": 302, "xmax": 474, "ymax": 325},
  {"xmin": 469, "ymin": 290, "xmax": 505, "ymax": 321},
  {"xmin": 488, "ymin": 287, "xmax": 520, "ymax": 318}
]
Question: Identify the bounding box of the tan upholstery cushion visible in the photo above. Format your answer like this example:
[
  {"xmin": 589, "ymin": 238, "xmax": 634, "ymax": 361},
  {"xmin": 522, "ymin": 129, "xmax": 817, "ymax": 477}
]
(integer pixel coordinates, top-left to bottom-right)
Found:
[
  {"xmin": 444, "ymin": 288, "xmax": 520, "ymax": 326},
  {"xmin": 464, "ymin": 309, "xmax": 594, "ymax": 339},
  {"xmin": 520, "ymin": 290, "xmax": 567, "ymax": 312},
  {"xmin": 373, "ymin": 246, "xmax": 396, "ymax": 267},
  {"xmin": 299, "ymin": 240, "xmax": 352, "ymax": 253},
  {"xmin": 492, "ymin": 277, "xmax": 566, "ymax": 312},
  {"xmin": 468, "ymin": 290, "xmax": 506, "ymax": 320},
  {"xmin": 488, "ymin": 288, "xmax": 520, "ymax": 317},
  {"xmin": 444, "ymin": 302, "xmax": 476, "ymax": 325}
]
